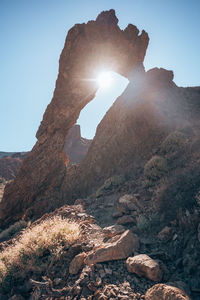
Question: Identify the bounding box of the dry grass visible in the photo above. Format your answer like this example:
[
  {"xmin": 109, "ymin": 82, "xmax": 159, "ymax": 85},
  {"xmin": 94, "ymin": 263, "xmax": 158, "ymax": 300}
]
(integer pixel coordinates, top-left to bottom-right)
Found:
[{"xmin": 0, "ymin": 215, "xmax": 80, "ymax": 292}]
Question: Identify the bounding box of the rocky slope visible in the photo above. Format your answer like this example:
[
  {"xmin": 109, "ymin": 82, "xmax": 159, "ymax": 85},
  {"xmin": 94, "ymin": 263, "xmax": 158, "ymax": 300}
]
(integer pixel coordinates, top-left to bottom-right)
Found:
[{"xmin": 0, "ymin": 201, "xmax": 196, "ymax": 299}]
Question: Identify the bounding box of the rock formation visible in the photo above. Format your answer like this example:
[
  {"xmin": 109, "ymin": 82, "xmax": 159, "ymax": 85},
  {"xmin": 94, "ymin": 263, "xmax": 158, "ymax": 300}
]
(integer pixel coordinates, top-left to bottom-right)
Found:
[
  {"xmin": 64, "ymin": 124, "xmax": 92, "ymax": 165},
  {"xmin": 0, "ymin": 9, "xmax": 149, "ymax": 226},
  {"xmin": 0, "ymin": 10, "xmax": 200, "ymax": 228}
]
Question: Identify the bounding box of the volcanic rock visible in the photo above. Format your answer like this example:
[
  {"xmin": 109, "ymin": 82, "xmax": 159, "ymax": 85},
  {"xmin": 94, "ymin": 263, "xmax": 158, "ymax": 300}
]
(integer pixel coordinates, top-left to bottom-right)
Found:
[
  {"xmin": 116, "ymin": 215, "xmax": 136, "ymax": 225},
  {"xmin": 86, "ymin": 230, "xmax": 139, "ymax": 264},
  {"xmin": 126, "ymin": 254, "xmax": 162, "ymax": 282},
  {"xmin": 64, "ymin": 124, "xmax": 92, "ymax": 165},
  {"xmin": 102, "ymin": 224, "xmax": 126, "ymax": 238},
  {"xmin": 0, "ymin": 9, "xmax": 149, "ymax": 227},
  {"xmin": 145, "ymin": 283, "xmax": 191, "ymax": 300},
  {"xmin": 158, "ymin": 226, "xmax": 173, "ymax": 242},
  {"xmin": 69, "ymin": 252, "xmax": 87, "ymax": 275}
]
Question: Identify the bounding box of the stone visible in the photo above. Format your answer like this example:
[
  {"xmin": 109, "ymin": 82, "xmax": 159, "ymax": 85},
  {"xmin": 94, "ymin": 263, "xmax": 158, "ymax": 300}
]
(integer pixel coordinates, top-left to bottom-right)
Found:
[
  {"xmin": 8, "ymin": 296, "xmax": 25, "ymax": 300},
  {"xmin": 104, "ymin": 267, "xmax": 112, "ymax": 275},
  {"xmin": 198, "ymin": 223, "xmax": 200, "ymax": 242},
  {"xmin": 103, "ymin": 224, "xmax": 126, "ymax": 238},
  {"xmin": 69, "ymin": 252, "xmax": 87, "ymax": 275},
  {"xmin": 86, "ymin": 230, "xmax": 139, "ymax": 264},
  {"xmin": 118, "ymin": 194, "xmax": 142, "ymax": 213},
  {"xmin": 53, "ymin": 278, "xmax": 62, "ymax": 286},
  {"xmin": 64, "ymin": 125, "xmax": 92, "ymax": 165},
  {"xmin": 145, "ymin": 284, "xmax": 191, "ymax": 300},
  {"xmin": 158, "ymin": 226, "xmax": 173, "ymax": 242},
  {"xmin": 118, "ymin": 194, "xmax": 134, "ymax": 204},
  {"xmin": 116, "ymin": 215, "xmax": 135, "ymax": 225},
  {"xmin": 126, "ymin": 254, "xmax": 162, "ymax": 282},
  {"xmin": 112, "ymin": 211, "xmax": 123, "ymax": 218}
]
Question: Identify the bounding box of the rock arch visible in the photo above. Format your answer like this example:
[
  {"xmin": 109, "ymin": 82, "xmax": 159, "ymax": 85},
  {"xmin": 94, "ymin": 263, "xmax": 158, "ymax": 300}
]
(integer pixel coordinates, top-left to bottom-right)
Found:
[{"xmin": 0, "ymin": 10, "xmax": 149, "ymax": 226}]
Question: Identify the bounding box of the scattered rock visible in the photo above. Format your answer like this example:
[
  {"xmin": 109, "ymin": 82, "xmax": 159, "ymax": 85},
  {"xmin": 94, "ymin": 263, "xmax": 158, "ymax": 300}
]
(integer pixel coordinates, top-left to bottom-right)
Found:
[
  {"xmin": 116, "ymin": 215, "xmax": 136, "ymax": 225},
  {"xmin": 86, "ymin": 230, "xmax": 139, "ymax": 264},
  {"xmin": 126, "ymin": 254, "xmax": 162, "ymax": 282},
  {"xmin": 69, "ymin": 252, "xmax": 87, "ymax": 274},
  {"xmin": 8, "ymin": 296, "xmax": 25, "ymax": 300},
  {"xmin": 53, "ymin": 278, "xmax": 62, "ymax": 286},
  {"xmin": 112, "ymin": 211, "xmax": 123, "ymax": 218},
  {"xmin": 198, "ymin": 223, "xmax": 200, "ymax": 242},
  {"xmin": 145, "ymin": 283, "xmax": 191, "ymax": 299},
  {"xmin": 158, "ymin": 226, "xmax": 173, "ymax": 242},
  {"xmin": 118, "ymin": 194, "xmax": 134, "ymax": 205},
  {"xmin": 103, "ymin": 224, "xmax": 126, "ymax": 238}
]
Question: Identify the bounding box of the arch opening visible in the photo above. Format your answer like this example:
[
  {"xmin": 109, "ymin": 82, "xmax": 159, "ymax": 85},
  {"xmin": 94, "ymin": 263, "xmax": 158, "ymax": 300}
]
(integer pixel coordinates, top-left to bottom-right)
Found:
[
  {"xmin": 63, "ymin": 71, "xmax": 129, "ymax": 166},
  {"xmin": 78, "ymin": 71, "xmax": 129, "ymax": 139}
]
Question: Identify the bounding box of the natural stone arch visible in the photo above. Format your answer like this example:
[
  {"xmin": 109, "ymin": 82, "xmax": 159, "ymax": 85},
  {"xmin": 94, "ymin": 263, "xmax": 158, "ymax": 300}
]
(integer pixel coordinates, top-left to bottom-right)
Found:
[{"xmin": 0, "ymin": 10, "xmax": 149, "ymax": 227}]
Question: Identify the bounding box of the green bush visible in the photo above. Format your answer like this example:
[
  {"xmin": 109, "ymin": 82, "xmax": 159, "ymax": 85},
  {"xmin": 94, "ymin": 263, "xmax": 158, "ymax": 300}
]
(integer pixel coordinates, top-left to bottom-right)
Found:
[
  {"xmin": 144, "ymin": 156, "xmax": 168, "ymax": 181},
  {"xmin": 161, "ymin": 131, "xmax": 186, "ymax": 154}
]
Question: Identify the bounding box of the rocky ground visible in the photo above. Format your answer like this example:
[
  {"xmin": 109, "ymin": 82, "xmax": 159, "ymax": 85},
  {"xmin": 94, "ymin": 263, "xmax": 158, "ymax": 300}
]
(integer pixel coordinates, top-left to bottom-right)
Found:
[{"xmin": 0, "ymin": 176, "xmax": 199, "ymax": 299}]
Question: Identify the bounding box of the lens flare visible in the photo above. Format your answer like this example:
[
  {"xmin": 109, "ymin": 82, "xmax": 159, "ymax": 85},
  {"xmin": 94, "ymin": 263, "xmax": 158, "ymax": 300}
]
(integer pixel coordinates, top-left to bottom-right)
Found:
[{"xmin": 97, "ymin": 71, "xmax": 112, "ymax": 89}]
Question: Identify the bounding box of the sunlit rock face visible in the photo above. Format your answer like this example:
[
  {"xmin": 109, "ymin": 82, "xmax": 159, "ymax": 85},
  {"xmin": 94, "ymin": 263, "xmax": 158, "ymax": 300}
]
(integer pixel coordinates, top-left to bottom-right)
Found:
[{"xmin": 0, "ymin": 9, "xmax": 152, "ymax": 226}]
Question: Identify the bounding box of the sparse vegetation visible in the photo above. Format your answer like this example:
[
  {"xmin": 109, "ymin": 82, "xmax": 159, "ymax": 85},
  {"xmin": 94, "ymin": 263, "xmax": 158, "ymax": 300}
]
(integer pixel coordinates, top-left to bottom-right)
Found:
[
  {"xmin": 136, "ymin": 213, "xmax": 160, "ymax": 233},
  {"xmin": 156, "ymin": 166, "xmax": 200, "ymax": 220},
  {"xmin": 96, "ymin": 175, "xmax": 126, "ymax": 197},
  {"xmin": 0, "ymin": 216, "xmax": 80, "ymax": 292},
  {"xmin": 144, "ymin": 156, "xmax": 168, "ymax": 181},
  {"xmin": 161, "ymin": 131, "xmax": 187, "ymax": 155},
  {"xmin": 136, "ymin": 215, "xmax": 149, "ymax": 232},
  {"xmin": 0, "ymin": 220, "xmax": 27, "ymax": 242}
]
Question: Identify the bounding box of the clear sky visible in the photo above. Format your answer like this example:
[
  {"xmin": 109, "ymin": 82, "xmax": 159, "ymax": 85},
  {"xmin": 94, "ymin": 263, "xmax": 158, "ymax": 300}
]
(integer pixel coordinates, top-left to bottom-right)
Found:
[{"xmin": 1, "ymin": 0, "xmax": 200, "ymax": 151}]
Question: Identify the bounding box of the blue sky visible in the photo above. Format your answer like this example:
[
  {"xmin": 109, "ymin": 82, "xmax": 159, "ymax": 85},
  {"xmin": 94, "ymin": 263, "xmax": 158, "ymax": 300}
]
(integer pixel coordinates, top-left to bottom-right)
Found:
[{"xmin": 1, "ymin": 0, "xmax": 200, "ymax": 151}]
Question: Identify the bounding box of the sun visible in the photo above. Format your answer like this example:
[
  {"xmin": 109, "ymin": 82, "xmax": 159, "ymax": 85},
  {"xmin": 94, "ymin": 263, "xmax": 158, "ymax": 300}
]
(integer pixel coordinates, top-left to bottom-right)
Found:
[{"xmin": 97, "ymin": 71, "xmax": 112, "ymax": 89}]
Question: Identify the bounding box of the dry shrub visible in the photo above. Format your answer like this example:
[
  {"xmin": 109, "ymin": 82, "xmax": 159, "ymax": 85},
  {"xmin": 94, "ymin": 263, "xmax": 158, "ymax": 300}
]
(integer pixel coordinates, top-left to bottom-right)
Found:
[
  {"xmin": 156, "ymin": 166, "xmax": 200, "ymax": 221},
  {"xmin": 161, "ymin": 131, "xmax": 186, "ymax": 155},
  {"xmin": 0, "ymin": 216, "xmax": 80, "ymax": 292},
  {"xmin": 144, "ymin": 155, "xmax": 168, "ymax": 181}
]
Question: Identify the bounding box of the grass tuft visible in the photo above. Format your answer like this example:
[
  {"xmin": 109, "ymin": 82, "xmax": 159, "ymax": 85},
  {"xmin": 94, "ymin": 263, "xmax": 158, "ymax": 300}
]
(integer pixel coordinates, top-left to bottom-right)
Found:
[{"xmin": 0, "ymin": 215, "xmax": 80, "ymax": 292}]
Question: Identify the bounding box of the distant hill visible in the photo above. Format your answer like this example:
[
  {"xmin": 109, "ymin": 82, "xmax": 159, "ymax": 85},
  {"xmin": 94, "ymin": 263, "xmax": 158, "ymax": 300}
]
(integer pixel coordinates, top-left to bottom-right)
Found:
[{"xmin": 0, "ymin": 125, "xmax": 91, "ymax": 180}]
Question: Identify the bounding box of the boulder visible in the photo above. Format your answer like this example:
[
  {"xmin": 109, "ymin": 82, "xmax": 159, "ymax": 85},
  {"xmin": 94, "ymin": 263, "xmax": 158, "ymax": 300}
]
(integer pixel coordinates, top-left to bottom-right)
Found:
[
  {"xmin": 126, "ymin": 254, "xmax": 162, "ymax": 282},
  {"xmin": 145, "ymin": 283, "xmax": 191, "ymax": 300},
  {"xmin": 86, "ymin": 230, "xmax": 139, "ymax": 264},
  {"xmin": 158, "ymin": 226, "xmax": 173, "ymax": 242},
  {"xmin": 118, "ymin": 194, "xmax": 134, "ymax": 205},
  {"xmin": 103, "ymin": 224, "xmax": 126, "ymax": 238},
  {"xmin": 69, "ymin": 252, "xmax": 87, "ymax": 274},
  {"xmin": 116, "ymin": 215, "xmax": 135, "ymax": 225},
  {"xmin": 118, "ymin": 194, "xmax": 142, "ymax": 212}
]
